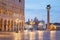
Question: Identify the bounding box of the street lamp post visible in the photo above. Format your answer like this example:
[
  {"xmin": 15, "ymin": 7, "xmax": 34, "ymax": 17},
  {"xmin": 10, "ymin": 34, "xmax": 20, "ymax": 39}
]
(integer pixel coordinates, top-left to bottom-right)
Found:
[{"xmin": 46, "ymin": 4, "xmax": 51, "ymax": 30}]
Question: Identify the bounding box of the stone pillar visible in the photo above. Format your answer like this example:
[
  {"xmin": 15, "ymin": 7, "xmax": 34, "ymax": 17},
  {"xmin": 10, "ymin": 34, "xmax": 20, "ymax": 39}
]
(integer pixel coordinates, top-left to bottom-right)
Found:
[
  {"xmin": 13, "ymin": 21, "xmax": 14, "ymax": 32},
  {"xmin": 9, "ymin": 20, "xmax": 11, "ymax": 31},
  {"xmin": 46, "ymin": 5, "xmax": 51, "ymax": 30},
  {"xmin": 16, "ymin": 22, "xmax": 17, "ymax": 32},
  {"xmin": 6, "ymin": 20, "xmax": 8, "ymax": 31},
  {"xmin": 16, "ymin": 22, "xmax": 19, "ymax": 32},
  {"xmin": 2, "ymin": 19, "xmax": 4, "ymax": 31},
  {"xmin": 20, "ymin": 22, "xmax": 21, "ymax": 31},
  {"xmin": 23, "ymin": 22, "xmax": 25, "ymax": 31},
  {"xmin": 17, "ymin": 23, "xmax": 19, "ymax": 31},
  {"xmin": 19, "ymin": 22, "xmax": 21, "ymax": 31},
  {"xmin": 20, "ymin": 22, "xmax": 22, "ymax": 31},
  {"xmin": 22, "ymin": 22, "xmax": 24, "ymax": 31},
  {"xmin": 18, "ymin": 23, "xmax": 20, "ymax": 31},
  {"xmin": 21, "ymin": 22, "xmax": 24, "ymax": 32},
  {"xmin": 22, "ymin": 22, "xmax": 24, "ymax": 32},
  {"xmin": 0, "ymin": 19, "xmax": 1, "ymax": 30},
  {"xmin": 8, "ymin": 20, "xmax": 10, "ymax": 31}
]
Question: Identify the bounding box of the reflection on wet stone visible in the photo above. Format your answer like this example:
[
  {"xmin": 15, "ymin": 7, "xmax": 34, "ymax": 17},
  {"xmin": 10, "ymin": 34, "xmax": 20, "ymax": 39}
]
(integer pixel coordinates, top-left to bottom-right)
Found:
[
  {"xmin": 0, "ymin": 31, "xmax": 60, "ymax": 40},
  {"xmin": 50, "ymin": 31, "xmax": 56, "ymax": 40},
  {"xmin": 43, "ymin": 31, "xmax": 50, "ymax": 40},
  {"xmin": 56, "ymin": 31, "xmax": 60, "ymax": 40}
]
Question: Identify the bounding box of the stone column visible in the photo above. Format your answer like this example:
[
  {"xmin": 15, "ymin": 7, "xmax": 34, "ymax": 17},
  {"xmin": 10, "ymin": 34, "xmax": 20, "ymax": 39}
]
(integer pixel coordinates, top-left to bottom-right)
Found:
[
  {"xmin": 10, "ymin": 20, "xmax": 14, "ymax": 31},
  {"xmin": 22, "ymin": 22, "xmax": 24, "ymax": 32},
  {"xmin": 18, "ymin": 23, "xmax": 20, "ymax": 31},
  {"xmin": 6, "ymin": 20, "xmax": 8, "ymax": 31},
  {"xmin": 16, "ymin": 22, "xmax": 19, "ymax": 32},
  {"xmin": 13, "ymin": 20, "xmax": 14, "ymax": 32},
  {"xmin": 0, "ymin": 19, "xmax": 1, "ymax": 30},
  {"xmin": 2, "ymin": 19, "xmax": 4, "ymax": 31},
  {"xmin": 8, "ymin": 20, "xmax": 10, "ymax": 31},
  {"xmin": 9, "ymin": 20, "xmax": 11, "ymax": 31},
  {"xmin": 46, "ymin": 5, "xmax": 51, "ymax": 30},
  {"xmin": 23, "ymin": 22, "xmax": 25, "ymax": 31},
  {"xmin": 20, "ymin": 22, "xmax": 21, "ymax": 31},
  {"xmin": 19, "ymin": 22, "xmax": 21, "ymax": 31},
  {"xmin": 17, "ymin": 23, "xmax": 19, "ymax": 32},
  {"xmin": 20, "ymin": 22, "xmax": 22, "ymax": 31}
]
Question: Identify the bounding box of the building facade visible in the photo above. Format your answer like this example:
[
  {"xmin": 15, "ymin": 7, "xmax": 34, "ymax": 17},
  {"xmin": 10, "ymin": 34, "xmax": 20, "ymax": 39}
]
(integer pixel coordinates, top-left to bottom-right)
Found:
[{"xmin": 0, "ymin": 0, "xmax": 25, "ymax": 31}]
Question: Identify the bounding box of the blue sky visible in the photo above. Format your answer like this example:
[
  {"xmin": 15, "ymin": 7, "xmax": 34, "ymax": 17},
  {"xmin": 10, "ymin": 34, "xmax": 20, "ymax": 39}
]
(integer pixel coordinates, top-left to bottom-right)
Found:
[{"xmin": 25, "ymin": 0, "xmax": 60, "ymax": 23}]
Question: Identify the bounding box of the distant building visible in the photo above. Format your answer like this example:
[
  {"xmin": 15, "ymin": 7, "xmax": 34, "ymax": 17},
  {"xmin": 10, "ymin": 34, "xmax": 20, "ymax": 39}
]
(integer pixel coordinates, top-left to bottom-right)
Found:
[
  {"xmin": 53, "ymin": 23, "xmax": 60, "ymax": 30},
  {"xmin": 25, "ymin": 17, "xmax": 46, "ymax": 30},
  {"xmin": 34, "ymin": 17, "xmax": 38, "ymax": 25},
  {"xmin": 34, "ymin": 17, "xmax": 38, "ymax": 22},
  {"xmin": 38, "ymin": 20, "xmax": 46, "ymax": 30}
]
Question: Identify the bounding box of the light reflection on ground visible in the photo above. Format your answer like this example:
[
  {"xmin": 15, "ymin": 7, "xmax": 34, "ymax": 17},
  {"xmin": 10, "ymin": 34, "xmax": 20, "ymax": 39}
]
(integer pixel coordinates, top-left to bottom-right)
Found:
[{"xmin": 0, "ymin": 31, "xmax": 60, "ymax": 40}]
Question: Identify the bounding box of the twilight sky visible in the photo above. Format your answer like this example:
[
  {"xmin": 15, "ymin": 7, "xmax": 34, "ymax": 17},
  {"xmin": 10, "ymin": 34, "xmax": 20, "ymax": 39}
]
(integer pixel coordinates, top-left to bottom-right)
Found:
[{"xmin": 25, "ymin": 0, "xmax": 60, "ymax": 23}]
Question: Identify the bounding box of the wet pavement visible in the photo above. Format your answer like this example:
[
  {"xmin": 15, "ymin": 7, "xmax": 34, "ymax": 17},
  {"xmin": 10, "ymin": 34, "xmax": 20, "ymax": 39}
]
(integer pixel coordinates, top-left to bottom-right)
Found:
[{"xmin": 0, "ymin": 31, "xmax": 60, "ymax": 40}]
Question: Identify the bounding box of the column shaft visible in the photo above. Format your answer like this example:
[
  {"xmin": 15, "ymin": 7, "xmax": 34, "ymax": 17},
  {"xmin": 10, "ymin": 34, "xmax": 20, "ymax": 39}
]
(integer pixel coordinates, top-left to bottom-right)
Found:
[
  {"xmin": 13, "ymin": 21, "xmax": 14, "ymax": 32},
  {"xmin": 2, "ymin": 20, "xmax": 4, "ymax": 31},
  {"xmin": 9, "ymin": 20, "xmax": 11, "ymax": 31},
  {"xmin": 47, "ymin": 9, "xmax": 50, "ymax": 30},
  {"xmin": 6, "ymin": 20, "xmax": 8, "ymax": 31}
]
